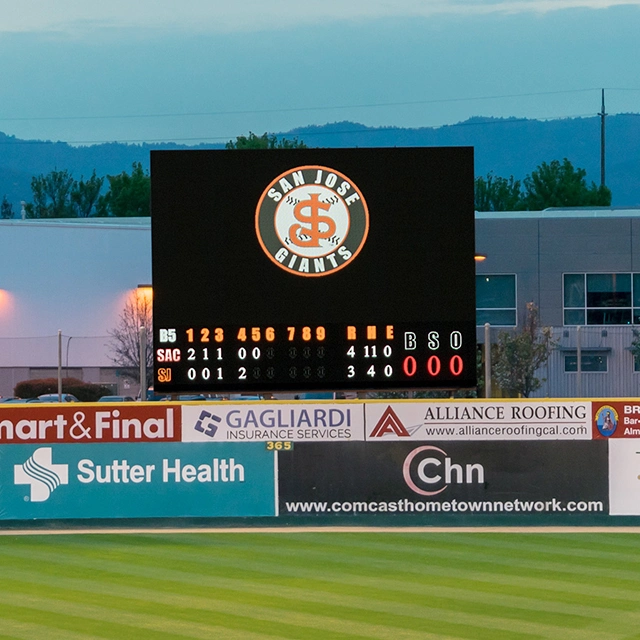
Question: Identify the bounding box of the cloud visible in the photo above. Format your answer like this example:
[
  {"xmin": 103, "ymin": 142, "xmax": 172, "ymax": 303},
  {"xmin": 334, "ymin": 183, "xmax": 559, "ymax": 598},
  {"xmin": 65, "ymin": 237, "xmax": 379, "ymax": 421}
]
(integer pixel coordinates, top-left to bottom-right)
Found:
[{"xmin": 1, "ymin": 0, "xmax": 639, "ymax": 34}]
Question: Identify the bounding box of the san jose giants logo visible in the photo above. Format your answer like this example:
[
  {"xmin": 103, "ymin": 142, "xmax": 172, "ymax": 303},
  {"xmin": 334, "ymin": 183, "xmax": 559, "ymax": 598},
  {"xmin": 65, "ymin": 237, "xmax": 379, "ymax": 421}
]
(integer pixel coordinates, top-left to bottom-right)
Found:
[{"xmin": 255, "ymin": 165, "xmax": 369, "ymax": 277}]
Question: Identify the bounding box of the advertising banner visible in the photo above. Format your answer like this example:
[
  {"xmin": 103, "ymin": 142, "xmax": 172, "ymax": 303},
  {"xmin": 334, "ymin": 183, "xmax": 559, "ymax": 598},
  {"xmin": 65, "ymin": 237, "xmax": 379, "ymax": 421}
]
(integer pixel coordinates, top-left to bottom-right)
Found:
[
  {"xmin": 0, "ymin": 404, "xmax": 182, "ymax": 444},
  {"xmin": 593, "ymin": 402, "xmax": 640, "ymax": 439},
  {"xmin": 181, "ymin": 403, "xmax": 364, "ymax": 442},
  {"xmin": 608, "ymin": 439, "xmax": 640, "ymax": 515},
  {"xmin": 1, "ymin": 442, "xmax": 275, "ymax": 520},
  {"xmin": 278, "ymin": 441, "xmax": 608, "ymax": 520},
  {"xmin": 365, "ymin": 401, "xmax": 591, "ymax": 441}
]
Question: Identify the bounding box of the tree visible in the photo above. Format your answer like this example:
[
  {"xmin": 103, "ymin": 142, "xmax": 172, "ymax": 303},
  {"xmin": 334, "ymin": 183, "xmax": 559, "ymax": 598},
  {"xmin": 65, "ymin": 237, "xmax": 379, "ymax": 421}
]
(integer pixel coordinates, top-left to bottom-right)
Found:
[
  {"xmin": 630, "ymin": 329, "xmax": 640, "ymax": 372},
  {"xmin": 492, "ymin": 302, "xmax": 556, "ymax": 398},
  {"xmin": 474, "ymin": 172, "xmax": 522, "ymax": 211},
  {"xmin": 71, "ymin": 170, "xmax": 104, "ymax": 217},
  {"xmin": 96, "ymin": 162, "xmax": 150, "ymax": 217},
  {"xmin": 107, "ymin": 290, "xmax": 154, "ymax": 390},
  {"xmin": 25, "ymin": 169, "xmax": 76, "ymax": 218},
  {"xmin": 226, "ymin": 132, "xmax": 307, "ymax": 149},
  {"xmin": 0, "ymin": 195, "xmax": 13, "ymax": 219},
  {"xmin": 520, "ymin": 158, "xmax": 611, "ymax": 210}
]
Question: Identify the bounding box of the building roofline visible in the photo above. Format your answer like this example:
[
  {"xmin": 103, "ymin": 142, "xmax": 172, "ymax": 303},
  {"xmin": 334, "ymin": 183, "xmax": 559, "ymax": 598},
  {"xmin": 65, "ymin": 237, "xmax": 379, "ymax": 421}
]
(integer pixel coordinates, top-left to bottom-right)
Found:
[
  {"xmin": 0, "ymin": 217, "xmax": 151, "ymax": 230},
  {"xmin": 476, "ymin": 207, "xmax": 640, "ymax": 220}
]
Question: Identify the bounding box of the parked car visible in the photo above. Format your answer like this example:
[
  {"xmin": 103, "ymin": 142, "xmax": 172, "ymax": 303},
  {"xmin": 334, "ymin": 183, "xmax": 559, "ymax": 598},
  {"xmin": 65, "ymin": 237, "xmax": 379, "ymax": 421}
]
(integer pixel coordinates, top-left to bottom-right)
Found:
[
  {"xmin": 37, "ymin": 393, "xmax": 80, "ymax": 403},
  {"xmin": 0, "ymin": 397, "xmax": 40, "ymax": 403},
  {"xmin": 97, "ymin": 395, "xmax": 135, "ymax": 402}
]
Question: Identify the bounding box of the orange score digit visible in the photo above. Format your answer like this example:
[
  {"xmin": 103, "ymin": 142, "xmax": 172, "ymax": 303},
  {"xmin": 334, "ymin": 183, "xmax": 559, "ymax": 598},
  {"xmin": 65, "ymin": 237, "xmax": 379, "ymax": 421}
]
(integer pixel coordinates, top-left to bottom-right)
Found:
[
  {"xmin": 238, "ymin": 327, "xmax": 276, "ymax": 342},
  {"xmin": 186, "ymin": 328, "xmax": 213, "ymax": 343},
  {"xmin": 287, "ymin": 326, "xmax": 326, "ymax": 341}
]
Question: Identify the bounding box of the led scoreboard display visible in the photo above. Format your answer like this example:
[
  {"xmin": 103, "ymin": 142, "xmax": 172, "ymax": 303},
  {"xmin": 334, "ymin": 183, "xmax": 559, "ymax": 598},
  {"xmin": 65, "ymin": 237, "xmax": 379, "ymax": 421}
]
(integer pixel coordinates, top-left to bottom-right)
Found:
[{"xmin": 151, "ymin": 147, "xmax": 476, "ymax": 393}]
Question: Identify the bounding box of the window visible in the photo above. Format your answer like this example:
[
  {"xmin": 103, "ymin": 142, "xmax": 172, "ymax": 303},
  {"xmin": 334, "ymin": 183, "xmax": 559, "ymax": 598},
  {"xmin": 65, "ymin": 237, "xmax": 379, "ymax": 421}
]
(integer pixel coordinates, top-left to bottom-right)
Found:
[
  {"xmin": 634, "ymin": 353, "xmax": 640, "ymax": 373},
  {"xmin": 476, "ymin": 275, "xmax": 516, "ymax": 326},
  {"xmin": 564, "ymin": 273, "xmax": 639, "ymax": 325},
  {"xmin": 564, "ymin": 353, "xmax": 608, "ymax": 372}
]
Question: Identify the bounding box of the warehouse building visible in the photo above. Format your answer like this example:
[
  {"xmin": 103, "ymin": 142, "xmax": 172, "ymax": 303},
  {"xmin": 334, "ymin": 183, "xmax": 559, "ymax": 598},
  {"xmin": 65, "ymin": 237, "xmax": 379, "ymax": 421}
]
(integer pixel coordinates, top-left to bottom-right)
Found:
[{"xmin": 1, "ymin": 208, "xmax": 640, "ymax": 398}]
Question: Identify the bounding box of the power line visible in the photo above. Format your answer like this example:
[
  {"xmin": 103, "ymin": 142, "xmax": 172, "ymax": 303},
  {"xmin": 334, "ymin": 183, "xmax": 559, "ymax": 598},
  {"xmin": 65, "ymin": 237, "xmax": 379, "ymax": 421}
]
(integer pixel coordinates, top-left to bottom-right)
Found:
[
  {"xmin": 0, "ymin": 111, "xmax": 600, "ymax": 146},
  {"xmin": 0, "ymin": 88, "xmax": 605, "ymax": 123}
]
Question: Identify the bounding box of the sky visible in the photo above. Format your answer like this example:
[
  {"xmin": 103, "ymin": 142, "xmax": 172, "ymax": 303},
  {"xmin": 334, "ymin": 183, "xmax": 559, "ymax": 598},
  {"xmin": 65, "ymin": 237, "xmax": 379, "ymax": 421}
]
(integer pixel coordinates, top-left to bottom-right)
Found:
[{"xmin": 0, "ymin": 0, "xmax": 639, "ymax": 145}]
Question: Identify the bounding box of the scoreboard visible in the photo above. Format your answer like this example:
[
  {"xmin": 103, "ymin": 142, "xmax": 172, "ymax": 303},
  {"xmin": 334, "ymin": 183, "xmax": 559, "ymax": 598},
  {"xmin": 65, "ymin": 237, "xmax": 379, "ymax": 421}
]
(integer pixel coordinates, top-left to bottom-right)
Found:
[{"xmin": 151, "ymin": 147, "xmax": 476, "ymax": 393}]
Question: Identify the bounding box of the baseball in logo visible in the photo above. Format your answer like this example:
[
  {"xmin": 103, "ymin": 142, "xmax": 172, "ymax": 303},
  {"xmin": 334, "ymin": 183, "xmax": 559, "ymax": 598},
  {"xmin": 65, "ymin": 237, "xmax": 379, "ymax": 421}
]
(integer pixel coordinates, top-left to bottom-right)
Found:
[{"xmin": 255, "ymin": 165, "xmax": 369, "ymax": 277}]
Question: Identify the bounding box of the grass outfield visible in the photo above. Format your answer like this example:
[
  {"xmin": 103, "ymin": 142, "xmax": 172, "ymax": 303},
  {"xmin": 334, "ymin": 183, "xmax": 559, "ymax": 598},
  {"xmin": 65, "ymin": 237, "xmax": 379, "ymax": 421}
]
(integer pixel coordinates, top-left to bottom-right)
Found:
[{"xmin": 0, "ymin": 531, "xmax": 639, "ymax": 639}]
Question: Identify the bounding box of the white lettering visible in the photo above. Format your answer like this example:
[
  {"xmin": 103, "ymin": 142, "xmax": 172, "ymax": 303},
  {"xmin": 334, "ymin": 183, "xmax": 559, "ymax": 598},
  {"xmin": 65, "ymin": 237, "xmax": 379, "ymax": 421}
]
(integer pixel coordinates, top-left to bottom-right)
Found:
[{"xmin": 345, "ymin": 192, "xmax": 360, "ymax": 206}]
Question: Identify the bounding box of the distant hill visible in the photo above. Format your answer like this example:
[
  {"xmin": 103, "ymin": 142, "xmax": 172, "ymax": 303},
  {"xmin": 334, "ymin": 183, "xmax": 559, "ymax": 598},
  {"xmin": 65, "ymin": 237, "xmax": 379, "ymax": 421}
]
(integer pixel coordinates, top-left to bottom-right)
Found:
[{"xmin": 1, "ymin": 114, "xmax": 639, "ymax": 212}]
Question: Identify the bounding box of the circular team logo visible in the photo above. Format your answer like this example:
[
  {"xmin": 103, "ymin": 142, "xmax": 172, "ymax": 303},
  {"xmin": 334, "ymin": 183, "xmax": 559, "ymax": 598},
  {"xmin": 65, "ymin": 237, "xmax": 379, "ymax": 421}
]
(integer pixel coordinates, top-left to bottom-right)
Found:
[
  {"xmin": 255, "ymin": 165, "xmax": 369, "ymax": 277},
  {"xmin": 595, "ymin": 405, "xmax": 618, "ymax": 437}
]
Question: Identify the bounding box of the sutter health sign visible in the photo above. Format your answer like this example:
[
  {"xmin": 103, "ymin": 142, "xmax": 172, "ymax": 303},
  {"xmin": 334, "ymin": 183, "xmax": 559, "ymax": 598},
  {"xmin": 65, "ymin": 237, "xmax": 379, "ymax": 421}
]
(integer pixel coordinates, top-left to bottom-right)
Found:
[{"xmin": 2, "ymin": 442, "xmax": 275, "ymax": 520}]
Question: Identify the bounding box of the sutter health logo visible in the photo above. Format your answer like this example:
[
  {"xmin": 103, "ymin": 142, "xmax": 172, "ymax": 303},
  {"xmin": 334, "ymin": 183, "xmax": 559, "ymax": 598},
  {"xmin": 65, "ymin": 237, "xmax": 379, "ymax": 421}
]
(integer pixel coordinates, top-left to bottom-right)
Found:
[
  {"xmin": 255, "ymin": 165, "xmax": 369, "ymax": 277},
  {"xmin": 403, "ymin": 445, "xmax": 485, "ymax": 496},
  {"xmin": 14, "ymin": 447, "xmax": 69, "ymax": 502}
]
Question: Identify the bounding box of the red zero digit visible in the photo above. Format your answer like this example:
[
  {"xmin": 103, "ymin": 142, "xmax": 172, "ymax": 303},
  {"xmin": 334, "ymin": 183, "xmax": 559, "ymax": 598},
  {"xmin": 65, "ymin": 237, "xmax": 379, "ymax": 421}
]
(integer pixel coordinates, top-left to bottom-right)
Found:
[
  {"xmin": 403, "ymin": 356, "xmax": 417, "ymax": 377},
  {"xmin": 427, "ymin": 355, "xmax": 441, "ymax": 376},
  {"xmin": 449, "ymin": 355, "xmax": 464, "ymax": 376}
]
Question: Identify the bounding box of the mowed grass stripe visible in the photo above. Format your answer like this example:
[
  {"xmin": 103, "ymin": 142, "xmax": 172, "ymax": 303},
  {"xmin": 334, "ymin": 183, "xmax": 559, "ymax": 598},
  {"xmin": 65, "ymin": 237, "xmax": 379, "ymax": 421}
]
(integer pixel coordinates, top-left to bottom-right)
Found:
[
  {"xmin": 0, "ymin": 579, "xmax": 545, "ymax": 640},
  {"xmin": 288, "ymin": 532, "xmax": 640, "ymax": 569},
  {"xmin": 0, "ymin": 536, "xmax": 632, "ymax": 604},
  {"xmin": 0, "ymin": 567, "xmax": 598, "ymax": 640},
  {"xmin": 0, "ymin": 536, "xmax": 605, "ymax": 626},
  {"xmin": 0, "ymin": 556, "xmax": 552, "ymax": 640},
  {"xmin": 6, "ymin": 532, "xmax": 639, "ymax": 590},
  {"xmin": 2, "ymin": 555, "xmax": 633, "ymax": 634},
  {"xmin": 0, "ymin": 597, "xmax": 291, "ymax": 640},
  {"xmin": 0, "ymin": 533, "xmax": 638, "ymax": 639},
  {"xmin": 0, "ymin": 619, "xmax": 109, "ymax": 640},
  {"xmin": 52, "ymin": 531, "xmax": 640, "ymax": 587},
  {"xmin": 5, "ymin": 532, "xmax": 639, "ymax": 603},
  {"xmin": 0, "ymin": 534, "xmax": 627, "ymax": 636}
]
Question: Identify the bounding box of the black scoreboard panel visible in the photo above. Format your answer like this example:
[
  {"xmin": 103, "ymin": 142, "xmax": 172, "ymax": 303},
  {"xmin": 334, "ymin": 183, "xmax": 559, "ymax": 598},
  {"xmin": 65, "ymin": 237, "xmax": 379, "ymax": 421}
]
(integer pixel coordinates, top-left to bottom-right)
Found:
[{"xmin": 151, "ymin": 147, "xmax": 476, "ymax": 393}]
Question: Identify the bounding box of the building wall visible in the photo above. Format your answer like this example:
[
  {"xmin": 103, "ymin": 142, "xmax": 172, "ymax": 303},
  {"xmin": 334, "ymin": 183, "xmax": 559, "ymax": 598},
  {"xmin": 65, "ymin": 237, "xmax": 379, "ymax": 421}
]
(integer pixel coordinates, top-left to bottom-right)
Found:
[
  {"xmin": 476, "ymin": 210, "xmax": 640, "ymax": 398},
  {"xmin": 0, "ymin": 218, "xmax": 151, "ymax": 339},
  {"xmin": 2, "ymin": 211, "xmax": 640, "ymax": 399},
  {"xmin": 0, "ymin": 218, "xmax": 151, "ymax": 397},
  {"xmin": 537, "ymin": 326, "xmax": 637, "ymax": 398}
]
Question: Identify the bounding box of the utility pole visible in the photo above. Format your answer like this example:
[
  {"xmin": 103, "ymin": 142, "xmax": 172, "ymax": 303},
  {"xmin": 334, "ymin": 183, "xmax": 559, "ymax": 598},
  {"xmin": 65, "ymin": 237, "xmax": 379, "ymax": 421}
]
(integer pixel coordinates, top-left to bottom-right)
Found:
[
  {"xmin": 599, "ymin": 88, "xmax": 607, "ymax": 188},
  {"xmin": 139, "ymin": 325, "xmax": 147, "ymax": 401}
]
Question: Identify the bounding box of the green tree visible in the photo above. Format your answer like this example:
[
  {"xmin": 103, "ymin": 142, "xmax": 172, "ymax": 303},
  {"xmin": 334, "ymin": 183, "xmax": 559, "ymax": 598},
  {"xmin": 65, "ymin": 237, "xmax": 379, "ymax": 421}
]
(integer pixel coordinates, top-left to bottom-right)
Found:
[
  {"xmin": 226, "ymin": 132, "xmax": 307, "ymax": 149},
  {"xmin": 0, "ymin": 195, "xmax": 13, "ymax": 219},
  {"xmin": 474, "ymin": 172, "xmax": 522, "ymax": 211},
  {"xmin": 520, "ymin": 158, "xmax": 611, "ymax": 210},
  {"xmin": 71, "ymin": 170, "xmax": 104, "ymax": 217},
  {"xmin": 492, "ymin": 302, "xmax": 556, "ymax": 398},
  {"xmin": 25, "ymin": 169, "xmax": 76, "ymax": 218},
  {"xmin": 97, "ymin": 162, "xmax": 150, "ymax": 217},
  {"xmin": 630, "ymin": 329, "xmax": 640, "ymax": 372}
]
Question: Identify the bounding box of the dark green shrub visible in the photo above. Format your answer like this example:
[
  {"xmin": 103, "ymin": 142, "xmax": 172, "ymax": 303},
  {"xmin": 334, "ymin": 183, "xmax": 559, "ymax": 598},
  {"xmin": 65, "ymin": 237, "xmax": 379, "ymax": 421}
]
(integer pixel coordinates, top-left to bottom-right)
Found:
[{"xmin": 14, "ymin": 378, "xmax": 112, "ymax": 402}]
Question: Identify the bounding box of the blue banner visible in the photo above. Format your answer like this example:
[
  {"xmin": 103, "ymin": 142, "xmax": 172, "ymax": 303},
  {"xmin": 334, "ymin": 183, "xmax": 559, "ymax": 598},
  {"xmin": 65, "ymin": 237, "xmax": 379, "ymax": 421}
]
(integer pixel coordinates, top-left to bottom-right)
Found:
[{"xmin": 1, "ymin": 442, "xmax": 276, "ymax": 520}]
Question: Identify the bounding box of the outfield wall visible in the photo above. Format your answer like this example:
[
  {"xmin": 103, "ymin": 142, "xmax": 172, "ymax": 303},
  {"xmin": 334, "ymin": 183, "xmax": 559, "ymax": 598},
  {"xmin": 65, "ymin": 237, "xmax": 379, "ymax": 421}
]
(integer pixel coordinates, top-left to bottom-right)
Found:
[{"xmin": 0, "ymin": 399, "xmax": 637, "ymax": 526}]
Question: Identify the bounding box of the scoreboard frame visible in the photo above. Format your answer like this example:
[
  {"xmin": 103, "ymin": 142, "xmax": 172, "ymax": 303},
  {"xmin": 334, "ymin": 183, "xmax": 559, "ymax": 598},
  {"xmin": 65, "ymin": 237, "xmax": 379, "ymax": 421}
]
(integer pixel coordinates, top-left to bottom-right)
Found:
[{"xmin": 151, "ymin": 147, "xmax": 476, "ymax": 394}]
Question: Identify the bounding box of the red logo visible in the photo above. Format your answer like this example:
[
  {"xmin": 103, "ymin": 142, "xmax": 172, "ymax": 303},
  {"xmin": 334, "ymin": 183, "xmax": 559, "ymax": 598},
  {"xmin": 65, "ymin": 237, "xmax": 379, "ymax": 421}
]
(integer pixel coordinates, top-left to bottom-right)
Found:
[{"xmin": 369, "ymin": 406, "xmax": 410, "ymax": 437}]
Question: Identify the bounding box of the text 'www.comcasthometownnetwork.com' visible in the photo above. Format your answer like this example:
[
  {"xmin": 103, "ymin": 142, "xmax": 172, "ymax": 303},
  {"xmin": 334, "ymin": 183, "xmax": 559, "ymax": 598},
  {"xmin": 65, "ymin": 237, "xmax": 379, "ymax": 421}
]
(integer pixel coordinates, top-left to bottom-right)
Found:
[{"xmin": 284, "ymin": 499, "xmax": 604, "ymax": 514}]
